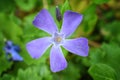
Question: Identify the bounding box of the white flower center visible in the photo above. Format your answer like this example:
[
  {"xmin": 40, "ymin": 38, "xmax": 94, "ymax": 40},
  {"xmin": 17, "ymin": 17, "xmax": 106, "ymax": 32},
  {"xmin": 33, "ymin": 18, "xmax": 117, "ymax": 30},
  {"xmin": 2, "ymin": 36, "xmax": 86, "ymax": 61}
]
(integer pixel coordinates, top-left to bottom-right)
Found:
[
  {"xmin": 54, "ymin": 36, "xmax": 62, "ymax": 42},
  {"xmin": 52, "ymin": 32, "xmax": 64, "ymax": 46}
]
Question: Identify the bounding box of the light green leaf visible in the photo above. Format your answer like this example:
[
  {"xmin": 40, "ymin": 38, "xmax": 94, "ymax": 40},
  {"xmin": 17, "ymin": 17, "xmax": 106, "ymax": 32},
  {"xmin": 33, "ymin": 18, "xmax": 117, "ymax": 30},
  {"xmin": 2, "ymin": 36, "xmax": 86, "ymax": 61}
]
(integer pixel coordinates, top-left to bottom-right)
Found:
[
  {"xmin": 1, "ymin": 74, "xmax": 13, "ymax": 80},
  {"xmin": 15, "ymin": 64, "xmax": 52, "ymax": 80},
  {"xmin": 0, "ymin": 13, "xmax": 23, "ymax": 43},
  {"xmin": 16, "ymin": 68, "xmax": 41, "ymax": 80},
  {"xmin": 61, "ymin": 0, "xmax": 71, "ymax": 15},
  {"xmin": 14, "ymin": 0, "xmax": 37, "ymax": 11},
  {"xmin": 89, "ymin": 63, "xmax": 116, "ymax": 80}
]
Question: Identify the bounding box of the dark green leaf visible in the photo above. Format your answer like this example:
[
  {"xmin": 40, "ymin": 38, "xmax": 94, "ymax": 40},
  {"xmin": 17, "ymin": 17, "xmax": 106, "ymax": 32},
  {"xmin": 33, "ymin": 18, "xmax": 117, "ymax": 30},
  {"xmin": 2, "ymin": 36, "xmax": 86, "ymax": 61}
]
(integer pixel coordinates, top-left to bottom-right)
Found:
[
  {"xmin": 88, "ymin": 43, "xmax": 120, "ymax": 80},
  {"xmin": 0, "ymin": 0, "xmax": 15, "ymax": 12},
  {"xmin": 72, "ymin": 4, "xmax": 98, "ymax": 37},
  {"xmin": 0, "ymin": 56, "xmax": 13, "ymax": 75}
]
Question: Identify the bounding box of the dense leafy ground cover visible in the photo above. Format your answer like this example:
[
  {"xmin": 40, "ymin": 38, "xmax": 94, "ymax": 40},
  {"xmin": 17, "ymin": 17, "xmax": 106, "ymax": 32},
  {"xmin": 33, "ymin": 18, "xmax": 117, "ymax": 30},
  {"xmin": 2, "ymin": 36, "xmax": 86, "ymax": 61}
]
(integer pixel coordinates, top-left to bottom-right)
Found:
[{"xmin": 0, "ymin": 0, "xmax": 120, "ymax": 80}]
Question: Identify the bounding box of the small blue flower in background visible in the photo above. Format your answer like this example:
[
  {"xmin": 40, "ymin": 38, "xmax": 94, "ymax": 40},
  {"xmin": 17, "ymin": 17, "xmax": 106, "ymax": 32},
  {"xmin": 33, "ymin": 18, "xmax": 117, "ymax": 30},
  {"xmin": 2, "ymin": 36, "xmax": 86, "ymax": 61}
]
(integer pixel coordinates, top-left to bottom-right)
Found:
[
  {"xmin": 4, "ymin": 40, "xmax": 23, "ymax": 61},
  {"xmin": 26, "ymin": 9, "xmax": 89, "ymax": 72}
]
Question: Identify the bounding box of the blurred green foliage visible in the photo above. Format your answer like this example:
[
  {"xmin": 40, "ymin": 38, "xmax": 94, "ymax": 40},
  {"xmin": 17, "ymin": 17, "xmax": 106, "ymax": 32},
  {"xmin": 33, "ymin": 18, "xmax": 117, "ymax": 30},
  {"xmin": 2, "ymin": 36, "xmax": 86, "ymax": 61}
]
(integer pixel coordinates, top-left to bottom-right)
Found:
[{"xmin": 0, "ymin": 0, "xmax": 120, "ymax": 80}]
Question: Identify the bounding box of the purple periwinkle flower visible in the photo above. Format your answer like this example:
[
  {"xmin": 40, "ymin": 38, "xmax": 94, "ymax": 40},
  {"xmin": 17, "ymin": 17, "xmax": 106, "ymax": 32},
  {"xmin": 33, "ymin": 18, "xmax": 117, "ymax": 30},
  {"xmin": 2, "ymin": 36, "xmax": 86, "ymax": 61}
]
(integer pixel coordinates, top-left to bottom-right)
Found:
[
  {"xmin": 4, "ymin": 40, "xmax": 23, "ymax": 61},
  {"xmin": 26, "ymin": 9, "xmax": 89, "ymax": 72}
]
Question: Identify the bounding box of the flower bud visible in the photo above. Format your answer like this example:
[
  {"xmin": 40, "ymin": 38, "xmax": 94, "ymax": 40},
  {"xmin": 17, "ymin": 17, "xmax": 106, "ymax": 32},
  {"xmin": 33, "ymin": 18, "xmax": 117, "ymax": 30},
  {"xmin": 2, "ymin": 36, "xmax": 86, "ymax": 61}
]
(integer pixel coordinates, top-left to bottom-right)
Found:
[{"xmin": 56, "ymin": 6, "xmax": 62, "ymax": 22}]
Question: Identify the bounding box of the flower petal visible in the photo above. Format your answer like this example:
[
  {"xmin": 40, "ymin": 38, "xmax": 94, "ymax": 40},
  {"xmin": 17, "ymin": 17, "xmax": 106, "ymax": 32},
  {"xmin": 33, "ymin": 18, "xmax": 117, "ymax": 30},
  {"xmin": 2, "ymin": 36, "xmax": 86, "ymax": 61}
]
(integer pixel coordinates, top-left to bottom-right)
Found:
[
  {"xmin": 60, "ymin": 11, "xmax": 83, "ymax": 37},
  {"xmin": 63, "ymin": 38, "xmax": 89, "ymax": 56},
  {"xmin": 50, "ymin": 46, "xmax": 67, "ymax": 72},
  {"xmin": 33, "ymin": 9, "xmax": 58, "ymax": 34},
  {"xmin": 26, "ymin": 37, "xmax": 51, "ymax": 59},
  {"xmin": 11, "ymin": 50, "xmax": 23, "ymax": 61}
]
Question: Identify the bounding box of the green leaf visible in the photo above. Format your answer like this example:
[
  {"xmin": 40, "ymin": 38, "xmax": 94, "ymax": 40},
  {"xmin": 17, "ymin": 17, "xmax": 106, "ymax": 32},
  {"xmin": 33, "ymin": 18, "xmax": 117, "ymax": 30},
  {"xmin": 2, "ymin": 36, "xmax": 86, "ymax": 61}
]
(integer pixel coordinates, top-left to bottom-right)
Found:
[
  {"xmin": 0, "ymin": 31, "xmax": 4, "ymax": 52},
  {"xmin": 89, "ymin": 63, "xmax": 116, "ymax": 80},
  {"xmin": 0, "ymin": 0, "xmax": 15, "ymax": 12},
  {"xmin": 1, "ymin": 74, "xmax": 13, "ymax": 80},
  {"xmin": 61, "ymin": 46, "xmax": 68, "ymax": 57},
  {"xmin": 72, "ymin": 4, "xmax": 98, "ymax": 37},
  {"xmin": 83, "ymin": 4, "xmax": 98, "ymax": 35},
  {"xmin": 9, "ymin": 12, "xmax": 22, "ymax": 26},
  {"xmin": 92, "ymin": 0, "xmax": 110, "ymax": 4},
  {"xmin": 16, "ymin": 68, "xmax": 41, "ymax": 80},
  {"xmin": 0, "ymin": 13, "xmax": 23, "ymax": 43},
  {"xmin": 61, "ymin": 0, "xmax": 71, "ymax": 15},
  {"xmin": 101, "ymin": 21, "xmax": 120, "ymax": 44},
  {"xmin": 88, "ymin": 43, "xmax": 120, "ymax": 80},
  {"xmin": 15, "ymin": 64, "xmax": 52, "ymax": 80},
  {"xmin": 101, "ymin": 21, "xmax": 120, "ymax": 36},
  {"xmin": 38, "ymin": 64, "xmax": 53, "ymax": 80},
  {"xmin": 0, "ymin": 56, "xmax": 13, "ymax": 75},
  {"xmin": 14, "ymin": 0, "xmax": 37, "ymax": 11},
  {"xmin": 53, "ymin": 62, "xmax": 81, "ymax": 80}
]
